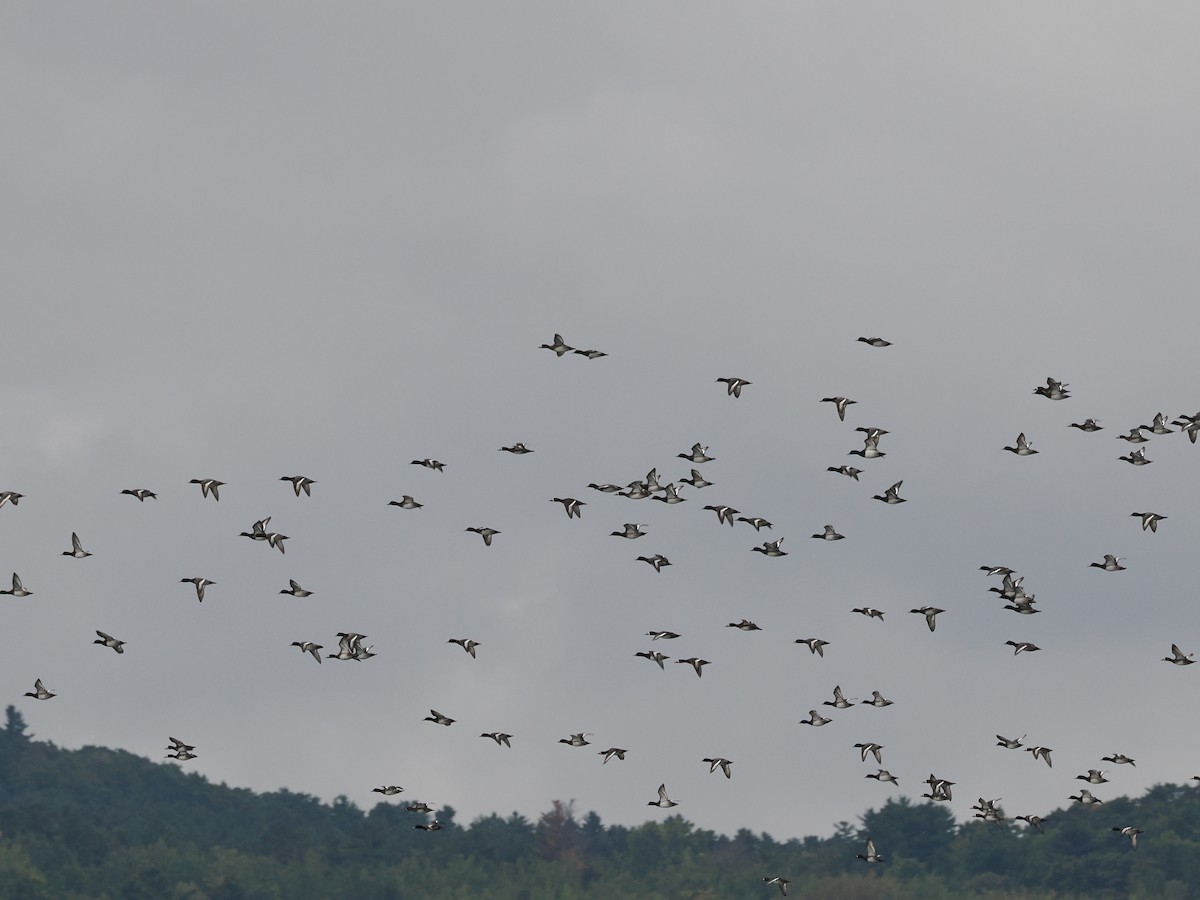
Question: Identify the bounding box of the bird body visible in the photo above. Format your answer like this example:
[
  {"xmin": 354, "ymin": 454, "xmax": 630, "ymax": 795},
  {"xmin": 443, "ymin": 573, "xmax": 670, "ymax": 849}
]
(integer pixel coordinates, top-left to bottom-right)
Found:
[
  {"xmin": 24, "ymin": 678, "xmax": 55, "ymax": 700},
  {"xmin": 181, "ymin": 577, "xmax": 215, "ymax": 602},
  {"xmin": 1003, "ymin": 433, "xmax": 1038, "ymax": 456},
  {"xmin": 827, "ymin": 465, "xmax": 862, "ymax": 480},
  {"xmin": 635, "ymin": 650, "xmax": 669, "ymax": 669},
  {"xmin": 0, "ymin": 573, "xmax": 31, "ymax": 597},
  {"xmin": 94, "ymin": 630, "xmax": 125, "ymax": 654},
  {"xmin": 911, "ymin": 607, "xmax": 944, "ymax": 632},
  {"xmin": 1164, "ymin": 644, "xmax": 1195, "ymax": 665},
  {"xmin": 466, "ymin": 526, "xmax": 500, "ymax": 546},
  {"xmin": 1132, "ymin": 512, "xmax": 1166, "ymax": 532},
  {"xmin": 291, "ymin": 641, "xmax": 323, "ymax": 663},
  {"xmin": 63, "ymin": 532, "xmax": 92, "ymax": 558},
  {"xmin": 540, "ymin": 333, "xmax": 573, "ymax": 356},
  {"xmin": 716, "ymin": 377, "xmax": 751, "ymax": 398},
  {"xmin": 1090, "ymin": 555, "xmax": 1126, "ymax": 572},
  {"xmin": 449, "ymin": 638, "xmax": 481, "ymax": 658},
  {"xmin": 280, "ymin": 475, "xmax": 316, "ymax": 496},
  {"xmin": 637, "ymin": 554, "xmax": 671, "ymax": 572},
  {"xmin": 1006, "ymin": 640, "xmax": 1040, "ymax": 655},
  {"xmin": 796, "ymin": 638, "xmax": 829, "ymax": 657},
  {"xmin": 822, "ymin": 396, "xmax": 856, "ymax": 420},
  {"xmin": 552, "ymin": 497, "xmax": 585, "ymax": 519},
  {"xmin": 648, "ymin": 784, "xmax": 678, "ymax": 808},
  {"xmin": 873, "ymin": 481, "xmax": 906, "ymax": 504},
  {"xmin": 189, "ymin": 478, "xmax": 224, "ymax": 500},
  {"xmin": 677, "ymin": 443, "xmax": 714, "ymax": 464},
  {"xmin": 727, "ymin": 619, "xmax": 761, "ymax": 632},
  {"xmin": 702, "ymin": 757, "xmax": 733, "ymax": 778},
  {"xmin": 752, "ymin": 539, "xmax": 787, "ymax": 557}
]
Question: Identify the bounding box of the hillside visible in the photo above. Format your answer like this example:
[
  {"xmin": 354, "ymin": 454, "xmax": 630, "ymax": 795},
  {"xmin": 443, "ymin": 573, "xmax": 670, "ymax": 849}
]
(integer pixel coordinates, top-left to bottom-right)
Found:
[{"xmin": 0, "ymin": 711, "xmax": 1196, "ymax": 899}]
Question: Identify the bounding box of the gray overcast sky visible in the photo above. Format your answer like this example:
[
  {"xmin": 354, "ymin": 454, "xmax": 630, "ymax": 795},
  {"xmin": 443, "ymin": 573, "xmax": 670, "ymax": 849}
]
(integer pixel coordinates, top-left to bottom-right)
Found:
[{"xmin": 3, "ymin": 3, "xmax": 1200, "ymax": 841}]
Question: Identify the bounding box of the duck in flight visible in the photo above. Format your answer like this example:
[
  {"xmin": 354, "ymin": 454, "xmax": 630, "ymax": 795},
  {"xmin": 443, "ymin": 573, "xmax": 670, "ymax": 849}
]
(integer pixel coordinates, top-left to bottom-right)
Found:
[
  {"xmin": 611, "ymin": 523, "xmax": 648, "ymax": 539},
  {"xmin": 1131, "ymin": 511, "xmax": 1166, "ymax": 532},
  {"xmin": 189, "ymin": 478, "xmax": 224, "ymax": 500},
  {"xmin": 1163, "ymin": 643, "xmax": 1195, "ymax": 666},
  {"xmin": 856, "ymin": 838, "xmax": 884, "ymax": 862},
  {"xmin": 121, "ymin": 488, "xmax": 157, "ymax": 501},
  {"xmin": 752, "ymin": 539, "xmax": 787, "ymax": 557},
  {"xmin": 466, "ymin": 527, "xmax": 500, "ymax": 546},
  {"xmin": 24, "ymin": 678, "xmax": 55, "ymax": 700},
  {"xmin": 180, "ymin": 577, "xmax": 215, "ymax": 602},
  {"xmin": 676, "ymin": 657, "xmax": 711, "ymax": 677},
  {"xmin": 827, "ymin": 465, "xmax": 862, "ymax": 480},
  {"xmin": 795, "ymin": 638, "xmax": 830, "ymax": 657},
  {"xmin": 635, "ymin": 650, "xmax": 669, "ymax": 669},
  {"xmin": 677, "ymin": 442, "xmax": 715, "ymax": 464},
  {"xmin": 1033, "ymin": 377, "xmax": 1070, "ymax": 400},
  {"xmin": 873, "ymin": 481, "xmax": 906, "ymax": 504},
  {"xmin": 702, "ymin": 757, "xmax": 733, "ymax": 778},
  {"xmin": 716, "ymin": 377, "xmax": 752, "ymax": 398},
  {"xmin": 63, "ymin": 532, "xmax": 92, "ymax": 559},
  {"xmin": 736, "ymin": 516, "xmax": 772, "ymax": 531},
  {"xmin": 726, "ymin": 619, "xmax": 761, "ymax": 632},
  {"xmin": 1006, "ymin": 640, "xmax": 1041, "ymax": 655},
  {"xmin": 94, "ymin": 631, "xmax": 126, "ymax": 654},
  {"xmin": 540, "ymin": 333, "xmax": 573, "ymax": 356},
  {"xmin": 678, "ymin": 469, "xmax": 713, "ymax": 488},
  {"xmin": 821, "ymin": 396, "xmax": 856, "ymax": 421},
  {"xmin": 812, "ymin": 524, "xmax": 845, "ymax": 541},
  {"xmin": 1003, "ymin": 433, "xmax": 1038, "ymax": 456},
  {"xmin": 551, "ymin": 497, "xmax": 585, "ymax": 519},
  {"xmin": 0, "ymin": 573, "xmax": 31, "ymax": 597},
  {"xmin": 910, "ymin": 607, "xmax": 944, "ymax": 632},
  {"xmin": 280, "ymin": 475, "xmax": 316, "ymax": 497},
  {"xmin": 291, "ymin": 641, "xmax": 323, "ymax": 663},
  {"xmin": 448, "ymin": 638, "xmax": 481, "ymax": 658},
  {"xmin": 388, "ymin": 495, "xmax": 423, "ymax": 510},
  {"xmin": 647, "ymin": 784, "xmax": 678, "ymax": 808},
  {"xmin": 637, "ymin": 555, "xmax": 672, "ymax": 573}
]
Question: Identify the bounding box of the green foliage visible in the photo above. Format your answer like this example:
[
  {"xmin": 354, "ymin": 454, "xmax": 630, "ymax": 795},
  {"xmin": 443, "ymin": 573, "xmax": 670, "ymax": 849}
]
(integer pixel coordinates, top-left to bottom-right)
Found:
[{"xmin": 0, "ymin": 732, "xmax": 1196, "ymax": 898}]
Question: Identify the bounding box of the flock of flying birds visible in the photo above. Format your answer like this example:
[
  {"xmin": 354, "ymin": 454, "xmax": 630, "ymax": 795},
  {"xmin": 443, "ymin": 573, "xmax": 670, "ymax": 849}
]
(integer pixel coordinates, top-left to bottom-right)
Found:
[{"xmin": 8, "ymin": 333, "xmax": 1200, "ymax": 895}]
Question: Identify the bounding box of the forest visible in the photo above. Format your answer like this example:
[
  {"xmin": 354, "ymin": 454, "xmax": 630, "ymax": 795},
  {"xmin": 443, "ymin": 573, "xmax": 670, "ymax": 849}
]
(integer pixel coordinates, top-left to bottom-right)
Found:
[{"xmin": 0, "ymin": 708, "xmax": 1196, "ymax": 899}]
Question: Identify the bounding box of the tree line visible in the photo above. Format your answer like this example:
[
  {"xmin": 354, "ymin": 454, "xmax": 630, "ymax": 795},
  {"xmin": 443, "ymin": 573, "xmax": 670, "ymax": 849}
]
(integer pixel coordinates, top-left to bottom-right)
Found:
[{"xmin": 0, "ymin": 708, "xmax": 1195, "ymax": 899}]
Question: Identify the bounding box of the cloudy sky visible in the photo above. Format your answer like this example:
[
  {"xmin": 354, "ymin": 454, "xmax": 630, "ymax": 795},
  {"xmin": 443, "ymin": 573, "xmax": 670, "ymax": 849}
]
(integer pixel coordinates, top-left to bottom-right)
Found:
[{"xmin": 4, "ymin": 3, "xmax": 1200, "ymax": 841}]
